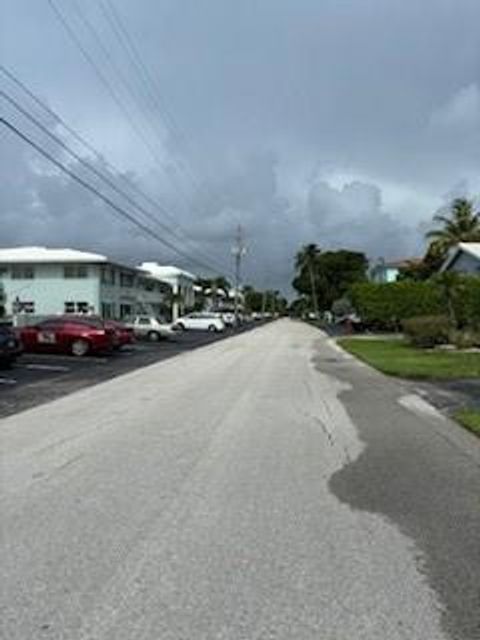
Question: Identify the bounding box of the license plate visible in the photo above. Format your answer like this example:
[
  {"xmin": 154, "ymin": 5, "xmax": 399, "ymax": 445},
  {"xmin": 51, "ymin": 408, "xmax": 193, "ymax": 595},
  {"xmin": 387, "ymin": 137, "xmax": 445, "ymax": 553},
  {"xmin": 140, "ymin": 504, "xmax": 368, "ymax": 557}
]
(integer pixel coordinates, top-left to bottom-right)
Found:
[{"xmin": 37, "ymin": 331, "xmax": 56, "ymax": 345}]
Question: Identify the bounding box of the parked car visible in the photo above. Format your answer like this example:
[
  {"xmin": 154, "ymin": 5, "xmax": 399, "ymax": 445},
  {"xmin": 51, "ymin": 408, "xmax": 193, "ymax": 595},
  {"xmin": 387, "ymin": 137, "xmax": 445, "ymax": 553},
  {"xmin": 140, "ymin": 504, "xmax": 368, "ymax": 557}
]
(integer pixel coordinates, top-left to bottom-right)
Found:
[
  {"xmin": 104, "ymin": 320, "xmax": 135, "ymax": 349},
  {"xmin": 0, "ymin": 325, "xmax": 22, "ymax": 368},
  {"xmin": 19, "ymin": 316, "xmax": 115, "ymax": 357},
  {"xmin": 125, "ymin": 315, "xmax": 176, "ymax": 341},
  {"xmin": 175, "ymin": 312, "xmax": 225, "ymax": 332},
  {"xmin": 216, "ymin": 311, "xmax": 235, "ymax": 327}
]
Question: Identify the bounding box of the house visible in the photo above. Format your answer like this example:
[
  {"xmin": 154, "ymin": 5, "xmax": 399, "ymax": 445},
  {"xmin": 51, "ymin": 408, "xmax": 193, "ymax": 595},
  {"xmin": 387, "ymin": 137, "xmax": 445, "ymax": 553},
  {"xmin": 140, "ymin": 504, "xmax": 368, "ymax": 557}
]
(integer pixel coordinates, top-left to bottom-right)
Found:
[
  {"xmin": 369, "ymin": 258, "xmax": 419, "ymax": 283},
  {"xmin": 0, "ymin": 247, "xmax": 170, "ymax": 321},
  {"xmin": 139, "ymin": 263, "xmax": 196, "ymax": 320},
  {"xmin": 440, "ymin": 243, "xmax": 480, "ymax": 275}
]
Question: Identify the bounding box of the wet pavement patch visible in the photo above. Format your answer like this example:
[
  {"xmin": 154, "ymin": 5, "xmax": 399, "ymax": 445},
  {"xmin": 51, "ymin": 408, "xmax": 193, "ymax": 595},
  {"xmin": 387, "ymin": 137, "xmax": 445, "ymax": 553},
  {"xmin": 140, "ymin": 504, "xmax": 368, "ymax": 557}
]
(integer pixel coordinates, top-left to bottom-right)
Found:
[{"xmin": 326, "ymin": 378, "xmax": 480, "ymax": 640}]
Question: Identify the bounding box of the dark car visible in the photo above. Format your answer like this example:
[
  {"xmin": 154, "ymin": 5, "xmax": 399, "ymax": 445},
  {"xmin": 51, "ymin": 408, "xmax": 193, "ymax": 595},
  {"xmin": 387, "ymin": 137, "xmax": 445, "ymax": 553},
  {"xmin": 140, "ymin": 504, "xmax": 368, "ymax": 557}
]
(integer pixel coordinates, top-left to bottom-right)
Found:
[
  {"xmin": 0, "ymin": 325, "xmax": 22, "ymax": 368},
  {"xmin": 19, "ymin": 316, "xmax": 115, "ymax": 357},
  {"xmin": 104, "ymin": 320, "xmax": 135, "ymax": 349}
]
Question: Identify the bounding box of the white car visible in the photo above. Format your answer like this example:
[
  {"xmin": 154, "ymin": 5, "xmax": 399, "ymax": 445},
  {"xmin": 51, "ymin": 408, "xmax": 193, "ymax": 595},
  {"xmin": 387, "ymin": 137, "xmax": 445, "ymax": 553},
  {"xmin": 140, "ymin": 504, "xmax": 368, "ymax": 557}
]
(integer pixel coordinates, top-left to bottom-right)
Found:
[
  {"xmin": 126, "ymin": 315, "xmax": 176, "ymax": 341},
  {"xmin": 219, "ymin": 311, "xmax": 235, "ymax": 327},
  {"xmin": 175, "ymin": 312, "xmax": 225, "ymax": 332}
]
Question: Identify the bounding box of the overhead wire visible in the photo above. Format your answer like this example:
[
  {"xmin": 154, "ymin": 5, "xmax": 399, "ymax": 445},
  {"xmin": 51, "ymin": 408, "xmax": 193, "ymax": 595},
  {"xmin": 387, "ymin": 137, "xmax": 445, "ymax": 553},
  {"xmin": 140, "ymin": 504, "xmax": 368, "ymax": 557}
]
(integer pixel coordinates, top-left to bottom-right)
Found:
[
  {"xmin": 98, "ymin": 0, "xmax": 223, "ymax": 210},
  {"xmin": 0, "ymin": 115, "xmax": 229, "ymax": 276},
  {"xmin": 62, "ymin": 0, "xmax": 214, "ymax": 215},
  {"xmin": 46, "ymin": 0, "xmax": 231, "ymax": 268},
  {"xmin": 0, "ymin": 69, "xmax": 232, "ymax": 275}
]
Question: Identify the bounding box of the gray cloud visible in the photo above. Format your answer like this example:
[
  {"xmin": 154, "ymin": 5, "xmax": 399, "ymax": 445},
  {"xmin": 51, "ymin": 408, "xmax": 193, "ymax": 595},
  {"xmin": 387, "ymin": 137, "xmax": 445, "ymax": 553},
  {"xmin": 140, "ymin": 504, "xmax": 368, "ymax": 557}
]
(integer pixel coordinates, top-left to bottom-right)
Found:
[{"xmin": 2, "ymin": 0, "xmax": 480, "ymax": 293}]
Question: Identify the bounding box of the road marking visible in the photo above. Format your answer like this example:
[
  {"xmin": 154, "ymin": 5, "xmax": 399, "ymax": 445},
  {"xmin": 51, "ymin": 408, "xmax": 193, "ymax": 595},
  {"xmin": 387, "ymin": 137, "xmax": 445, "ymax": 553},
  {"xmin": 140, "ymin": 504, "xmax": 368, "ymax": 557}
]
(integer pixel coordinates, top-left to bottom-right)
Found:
[
  {"xmin": 0, "ymin": 377, "xmax": 17, "ymax": 385},
  {"xmin": 398, "ymin": 394, "xmax": 446, "ymax": 421},
  {"xmin": 22, "ymin": 364, "xmax": 71, "ymax": 372}
]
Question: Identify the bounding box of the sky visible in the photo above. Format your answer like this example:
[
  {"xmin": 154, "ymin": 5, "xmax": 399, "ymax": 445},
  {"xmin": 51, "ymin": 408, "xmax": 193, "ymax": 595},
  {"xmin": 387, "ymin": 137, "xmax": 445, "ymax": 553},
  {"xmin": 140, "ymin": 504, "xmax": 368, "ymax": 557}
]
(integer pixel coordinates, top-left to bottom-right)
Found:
[{"xmin": 1, "ymin": 0, "xmax": 480, "ymax": 293}]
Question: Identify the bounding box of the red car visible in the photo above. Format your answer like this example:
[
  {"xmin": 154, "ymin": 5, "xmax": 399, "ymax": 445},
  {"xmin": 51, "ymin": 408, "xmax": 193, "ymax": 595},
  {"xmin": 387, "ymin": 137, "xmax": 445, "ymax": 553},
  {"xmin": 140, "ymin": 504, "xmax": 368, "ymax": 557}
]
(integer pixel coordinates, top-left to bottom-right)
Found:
[
  {"xmin": 104, "ymin": 320, "xmax": 135, "ymax": 349},
  {"xmin": 19, "ymin": 316, "xmax": 115, "ymax": 357}
]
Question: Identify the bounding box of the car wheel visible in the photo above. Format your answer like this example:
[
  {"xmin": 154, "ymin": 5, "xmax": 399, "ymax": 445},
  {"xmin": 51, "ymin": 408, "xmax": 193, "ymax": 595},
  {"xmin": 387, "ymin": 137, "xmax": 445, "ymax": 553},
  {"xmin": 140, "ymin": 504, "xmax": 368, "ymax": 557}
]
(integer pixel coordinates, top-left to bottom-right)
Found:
[
  {"xmin": 147, "ymin": 331, "xmax": 161, "ymax": 342},
  {"xmin": 208, "ymin": 324, "xmax": 217, "ymax": 332},
  {"xmin": 176, "ymin": 323, "xmax": 185, "ymax": 331},
  {"xmin": 71, "ymin": 339, "xmax": 90, "ymax": 357}
]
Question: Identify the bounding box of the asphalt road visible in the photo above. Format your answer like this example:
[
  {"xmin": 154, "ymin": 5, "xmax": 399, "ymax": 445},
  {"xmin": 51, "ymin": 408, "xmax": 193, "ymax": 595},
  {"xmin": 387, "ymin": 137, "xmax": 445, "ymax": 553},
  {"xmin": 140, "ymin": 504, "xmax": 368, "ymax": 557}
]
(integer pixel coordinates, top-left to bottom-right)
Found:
[
  {"xmin": 1, "ymin": 320, "xmax": 479, "ymax": 639},
  {"xmin": 0, "ymin": 323, "xmax": 259, "ymax": 419}
]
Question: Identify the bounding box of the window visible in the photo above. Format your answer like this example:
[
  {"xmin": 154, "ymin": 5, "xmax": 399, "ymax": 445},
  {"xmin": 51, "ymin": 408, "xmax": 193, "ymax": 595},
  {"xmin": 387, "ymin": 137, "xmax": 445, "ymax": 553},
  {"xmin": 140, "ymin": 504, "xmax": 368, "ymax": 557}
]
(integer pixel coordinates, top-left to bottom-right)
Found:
[
  {"xmin": 64, "ymin": 265, "xmax": 88, "ymax": 279},
  {"xmin": 101, "ymin": 267, "xmax": 116, "ymax": 285},
  {"xmin": 120, "ymin": 304, "xmax": 133, "ymax": 318},
  {"xmin": 19, "ymin": 301, "xmax": 35, "ymax": 313},
  {"xmin": 138, "ymin": 317, "xmax": 151, "ymax": 325},
  {"xmin": 11, "ymin": 265, "xmax": 34, "ymax": 279},
  {"xmin": 120, "ymin": 272, "xmax": 135, "ymax": 288},
  {"xmin": 101, "ymin": 302, "xmax": 116, "ymax": 319},
  {"xmin": 76, "ymin": 302, "xmax": 89, "ymax": 314},
  {"xmin": 65, "ymin": 301, "xmax": 90, "ymax": 314}
]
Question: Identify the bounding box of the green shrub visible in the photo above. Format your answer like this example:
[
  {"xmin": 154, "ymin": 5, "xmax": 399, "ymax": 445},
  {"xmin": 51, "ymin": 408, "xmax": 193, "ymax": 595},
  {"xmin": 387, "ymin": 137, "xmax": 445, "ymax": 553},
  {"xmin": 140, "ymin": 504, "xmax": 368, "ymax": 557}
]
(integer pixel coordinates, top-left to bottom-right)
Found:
[
  {"xmin": 448, "ymin": 329, "xmax": 480, "ymax": 350},
  {"xmin": 350, "ymin": 277, "xmax": 480, "ymax": 331},
  {"xmin": 403, "ymin": 315, "xmax": 450, "ymax": 348},
  {"xmin": 350, "ymin": 281, "xmax": 444, "ymax": 329},
  {"xmin": 450, "ymin": 278, "xmax": 480, "ymax": 329}
]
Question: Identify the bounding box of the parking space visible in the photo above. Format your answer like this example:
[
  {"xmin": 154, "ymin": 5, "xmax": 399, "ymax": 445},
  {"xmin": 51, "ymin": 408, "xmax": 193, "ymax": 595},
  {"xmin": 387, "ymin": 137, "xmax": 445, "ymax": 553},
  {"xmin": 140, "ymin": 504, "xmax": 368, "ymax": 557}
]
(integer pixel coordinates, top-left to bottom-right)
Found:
[{"xmin": 0, "ymin": 322, "xmax": 265, "ymax": 419}]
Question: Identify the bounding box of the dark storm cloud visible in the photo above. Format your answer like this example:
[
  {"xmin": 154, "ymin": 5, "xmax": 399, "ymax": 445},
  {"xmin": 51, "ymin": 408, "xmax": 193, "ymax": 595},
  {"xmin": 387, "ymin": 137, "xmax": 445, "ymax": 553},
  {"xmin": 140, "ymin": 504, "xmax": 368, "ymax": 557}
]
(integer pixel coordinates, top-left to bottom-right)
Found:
[{"xmin": 2, "ymin": 0, "xmax": 480, "ymax": 292}]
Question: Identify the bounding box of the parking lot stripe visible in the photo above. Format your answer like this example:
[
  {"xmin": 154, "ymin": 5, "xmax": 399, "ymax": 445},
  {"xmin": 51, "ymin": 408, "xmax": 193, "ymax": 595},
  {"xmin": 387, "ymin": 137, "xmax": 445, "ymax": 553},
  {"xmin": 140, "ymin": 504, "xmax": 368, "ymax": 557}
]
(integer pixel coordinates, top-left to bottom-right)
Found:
[
  {"xmin": 22, "ymin": 364, "xmax": 71, "ymax": 372},
  {"xmin": 0, "ymin": 377, "xmax": 17, "ymax": 385}
]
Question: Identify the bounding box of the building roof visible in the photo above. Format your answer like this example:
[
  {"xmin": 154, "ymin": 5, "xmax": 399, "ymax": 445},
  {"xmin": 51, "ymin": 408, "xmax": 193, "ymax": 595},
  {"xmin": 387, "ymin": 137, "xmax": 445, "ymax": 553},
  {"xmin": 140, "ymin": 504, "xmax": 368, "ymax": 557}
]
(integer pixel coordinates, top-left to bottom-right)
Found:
[
  {"xmin": 140, "ymin": 262, "xmax": 197, "ymax": 281},
  {"xmin": 0, "ymin": 246, "xmax": 108, "ymax": 264},
  {"xmin": 371, "ymin": 258, "xmax": 421, "ymax": 270},
  {"xmin": 441, "ymin": 242, "xmax": 480, "ymax": 271}
]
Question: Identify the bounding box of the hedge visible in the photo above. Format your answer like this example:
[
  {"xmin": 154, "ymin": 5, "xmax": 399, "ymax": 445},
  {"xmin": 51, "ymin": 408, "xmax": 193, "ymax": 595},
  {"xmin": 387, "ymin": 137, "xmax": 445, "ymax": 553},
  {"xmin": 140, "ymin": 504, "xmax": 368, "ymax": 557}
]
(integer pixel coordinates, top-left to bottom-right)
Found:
[
  {"xmin": 350, "ymin": 277, "xmax": 480, "ymax": 330},
  {"xmin": 349, "ymin": 281, "xmax": 444, "ymax": 329}
]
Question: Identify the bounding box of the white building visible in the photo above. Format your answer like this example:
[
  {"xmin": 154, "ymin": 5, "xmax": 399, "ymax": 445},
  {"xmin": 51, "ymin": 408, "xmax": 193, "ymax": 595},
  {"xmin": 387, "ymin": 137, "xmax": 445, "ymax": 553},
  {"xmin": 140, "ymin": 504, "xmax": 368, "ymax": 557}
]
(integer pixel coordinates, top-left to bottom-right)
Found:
[
  {"xmin": 0, "ymin": 247, "xmax": 171, "ymax": 321},
  {"xmin": 369, "ymin": 258, "xmax": 420, "ymax": 283},
  {"xmin": 139, "ymin": 263, "xmax": 196, "ymax": 320},
  {"xmin": 440, "ymin": 243, "xmax": 480, "ymax": 275}
]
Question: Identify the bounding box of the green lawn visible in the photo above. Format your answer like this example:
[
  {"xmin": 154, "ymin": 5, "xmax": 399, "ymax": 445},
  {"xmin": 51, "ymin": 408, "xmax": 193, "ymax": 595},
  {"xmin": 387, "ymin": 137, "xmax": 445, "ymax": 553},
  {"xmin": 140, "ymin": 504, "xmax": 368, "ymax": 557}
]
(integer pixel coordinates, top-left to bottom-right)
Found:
[
  {"xmin": 338, "ymin": 338, "xmax": 480, "ymax": 380},
  {"xmin": 454, "ymin": 409, "xmax": 480, "ymax": 437}
]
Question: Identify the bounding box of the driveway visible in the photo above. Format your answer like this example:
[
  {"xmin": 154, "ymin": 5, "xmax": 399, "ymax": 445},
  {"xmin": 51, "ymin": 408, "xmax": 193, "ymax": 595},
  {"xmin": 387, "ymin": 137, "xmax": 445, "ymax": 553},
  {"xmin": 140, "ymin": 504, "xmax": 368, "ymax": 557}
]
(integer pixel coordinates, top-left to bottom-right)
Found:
[{"xmin": 1, "ymin": 319, "xmax": 479, "ymax": 639}]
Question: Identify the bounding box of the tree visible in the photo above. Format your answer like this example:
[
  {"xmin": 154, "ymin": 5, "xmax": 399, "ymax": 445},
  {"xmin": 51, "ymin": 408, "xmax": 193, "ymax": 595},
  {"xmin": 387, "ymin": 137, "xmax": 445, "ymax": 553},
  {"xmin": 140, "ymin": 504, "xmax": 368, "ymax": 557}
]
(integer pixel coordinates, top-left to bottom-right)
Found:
[
  {"xmin": 293, "ymin": 248, "xmax": 368, "ymax": 311},
  {"xmin": 426, "ymin": 198, "xmax": 480, "ymax": 253},
  {"xmin": 294, "ymin": 244, "xmax": 321, "ymax": 316}
]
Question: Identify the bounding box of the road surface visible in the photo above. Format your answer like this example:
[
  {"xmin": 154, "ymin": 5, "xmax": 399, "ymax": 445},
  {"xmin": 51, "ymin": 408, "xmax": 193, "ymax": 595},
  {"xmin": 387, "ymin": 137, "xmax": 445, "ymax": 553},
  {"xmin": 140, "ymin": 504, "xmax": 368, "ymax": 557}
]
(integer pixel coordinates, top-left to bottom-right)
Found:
[{"xmin": 1, "ymin": 319, "xmax": 479, "ymax": 639}]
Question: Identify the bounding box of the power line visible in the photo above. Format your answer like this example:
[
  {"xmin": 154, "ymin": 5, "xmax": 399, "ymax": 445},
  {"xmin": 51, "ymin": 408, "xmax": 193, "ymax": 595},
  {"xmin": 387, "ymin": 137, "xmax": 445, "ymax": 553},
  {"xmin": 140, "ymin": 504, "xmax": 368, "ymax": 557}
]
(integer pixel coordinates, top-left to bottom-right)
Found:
[
  {"xmin": 0, "ymin": 88, "xmax": 230, "ymax": 275},
  {"xmin": 97, "ymin": 0, "xmax": 224, "ymax": 212},
  {"xmin": 46, "ymin": 0, "xmax": 168, "ymax": 172},
  {"xmin": 0, "ymin": 115, "xmax": 226, "ymax": 276},
  {"xmin": 0, "ymin": 65, "xmax": 232, "ymax": 275},
  {"xmin": 54, "ymin": 0, "xmax": 206, "ymax": 215},
  {"xmin": 47, "ymin": 0, "xmax": 226, "ymax": 251}
]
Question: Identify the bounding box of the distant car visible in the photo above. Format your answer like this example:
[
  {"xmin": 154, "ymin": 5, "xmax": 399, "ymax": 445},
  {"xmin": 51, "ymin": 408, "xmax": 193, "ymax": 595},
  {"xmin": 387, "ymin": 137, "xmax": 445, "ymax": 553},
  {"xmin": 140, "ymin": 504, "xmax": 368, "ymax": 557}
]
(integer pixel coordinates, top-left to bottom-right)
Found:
[
  {"xmin": 175, "ymin": 312, "xmax": 225, "ymax": 332},
  {"xmin": 218, "ymin": 311, "xmax": 235, "ymax": 327},
  {"xmin": 0, "ymin": 325, "xmax": 22, "ymax": 368},
  {"xmin": 126, "ymin": 315, "xmax": 176, "ymax": 341},
  {"xmin": 19, "ymin": 316, "xmax": 115, "ymax": 357},
  {"xmin": 104, "ymin": 320, "xmax": 135, "ymax": 349}
]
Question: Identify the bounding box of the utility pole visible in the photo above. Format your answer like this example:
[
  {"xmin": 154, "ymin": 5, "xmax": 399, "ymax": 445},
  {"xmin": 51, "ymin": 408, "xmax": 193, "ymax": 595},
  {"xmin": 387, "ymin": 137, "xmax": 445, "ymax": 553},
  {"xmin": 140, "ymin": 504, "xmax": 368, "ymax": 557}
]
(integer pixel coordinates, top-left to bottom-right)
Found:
[{"xmin": 231, "ymin": 225, "xmax": 247, "ymax": 327}]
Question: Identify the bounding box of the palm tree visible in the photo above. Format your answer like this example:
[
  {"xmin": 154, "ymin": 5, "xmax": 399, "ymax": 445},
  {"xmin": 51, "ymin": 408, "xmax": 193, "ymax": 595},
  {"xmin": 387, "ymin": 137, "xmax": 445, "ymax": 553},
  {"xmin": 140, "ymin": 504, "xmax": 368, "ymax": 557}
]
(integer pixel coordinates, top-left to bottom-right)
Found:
[
  {"xmin": 426, "ymin": 198, "xmax": 480, "ymax": 253},
  {"xmin": 295, "ymin": 244, "xmax": 320, "ymax": 316}
]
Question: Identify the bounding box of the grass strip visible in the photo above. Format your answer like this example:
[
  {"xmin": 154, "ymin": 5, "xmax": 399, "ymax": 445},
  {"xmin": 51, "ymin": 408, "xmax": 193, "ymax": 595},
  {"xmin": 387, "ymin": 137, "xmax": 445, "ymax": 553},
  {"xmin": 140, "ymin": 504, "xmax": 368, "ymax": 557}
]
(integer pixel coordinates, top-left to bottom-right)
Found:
[{"xmin": 338, "ymin": 338, "xmax": 480, "ymax": 380}]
